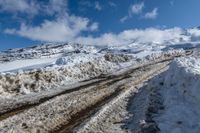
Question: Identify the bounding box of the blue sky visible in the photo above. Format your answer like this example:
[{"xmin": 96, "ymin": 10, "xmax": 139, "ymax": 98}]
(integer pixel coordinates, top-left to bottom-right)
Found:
[{"xmin": 0, "ymin": 0, "xmax": 200, "ymax": 50}]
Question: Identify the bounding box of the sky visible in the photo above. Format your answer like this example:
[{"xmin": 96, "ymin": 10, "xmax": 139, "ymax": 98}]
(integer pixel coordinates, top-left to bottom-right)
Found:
[{"xmin": 0, "ymin": 0, "xmax": 200, "ymax": 50}]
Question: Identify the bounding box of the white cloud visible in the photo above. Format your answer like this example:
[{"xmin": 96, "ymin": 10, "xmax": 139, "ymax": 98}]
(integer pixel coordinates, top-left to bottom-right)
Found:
[
  {"xmin": 76, "ymin": 28, "xmax": 189, "ymax": 46},
  {"xmin": 170, "ymin": 0, "xmax": 174, "ymax": 6},
  {"xmin": 188, "ymin": 29, "xmax": 200, "ymax": 36},
  {"xmin": 5, "ymin": 15, "xmax": 98, "ymax": 42},
  {"xmin": 187, "ymin": 28, "xmax": 200, "ymax": 41},
  {"xmin": 79, "ymin": 0, "xmax": 92, "ymax": 7},
  {"xmin": 89, "ymin": 22, "xmax": 99, "ymax": 31},
  {"xmin": 94, "ymin": 1, "xmax": 102, "ymax": 11},
  {"xmin": 44, "ymin": 0, "xmax": 68, "ymax": 16},
  {"xmin": 3, "ymin": 0, "xmax": 191, "ymax": 47},
  {"xmin": 3, "ymin": 0, "xmax": 100, "ymax": 42},
  {"xmin": 0, "ymin": 0, "xmax": 68, "ymax": 16},
  {"xmin": 5, "ymin": 21, "xmax": 193, "ymax": 47},
  {"xmin": 120, "ymin": 16, "xmax": 128, "ymax": 23},
  {"xmin": 79, "ymin": 1, "xmax": 102, "ymax": 11},
  {"xmin": 108, "ymin": 1, "xmax": 117, "ymax": 7},
  {"xmin": 130, "ymin": 2, "xmax": 144, "ymax": 15},
  {"xmin": 0, "ymin": 0, "xmax": 39, "ymax": 15},
  {"xmin": 120, "ymin": 2, "xmax": 144, "ymax": 22},
  {"xmin": 144, "ymin": 8, "xmax": 158, "ymax": 19}
]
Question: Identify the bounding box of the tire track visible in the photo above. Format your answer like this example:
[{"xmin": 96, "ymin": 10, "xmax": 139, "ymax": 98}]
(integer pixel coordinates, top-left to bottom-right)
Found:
[
  {"xmin": 0, "ymin": 62, "xmax": 168, "ymax": 133},
  {"xmin": 56, "ymin": 62, "xmax": 169, "ymax": 133}
]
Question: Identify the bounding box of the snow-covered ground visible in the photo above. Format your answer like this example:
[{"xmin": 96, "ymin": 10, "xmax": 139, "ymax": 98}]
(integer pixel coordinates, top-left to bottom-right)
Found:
[
  {"xmin": 152, "ymin": 57, "xmax": 200, "ymax": 133},
  {"xmin": 0, "ymin": 34, "xmax": 200, "ymax": 132},
  {"xmin": 0, "ymin": 39, "xmax": 199, "ymax": 74},
  {"xmin": 0, "ymin": 40, "xmax": 189, "ymax": 98}
]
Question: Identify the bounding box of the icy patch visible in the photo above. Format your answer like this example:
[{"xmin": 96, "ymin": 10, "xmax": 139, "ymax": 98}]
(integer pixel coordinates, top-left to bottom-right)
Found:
[{"xmin": 155, "ymin": 57, "xmax": 200, "ymax": 133}]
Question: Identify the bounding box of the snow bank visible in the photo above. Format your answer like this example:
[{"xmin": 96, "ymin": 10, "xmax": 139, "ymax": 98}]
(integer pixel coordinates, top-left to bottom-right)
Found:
[
  {"xmin": 155, "ymin": 57, "xmax": 200, "ymax": 133},
  {"xmin": 0, "ymin": 57, "xmax": 120, "ymax": 98}
]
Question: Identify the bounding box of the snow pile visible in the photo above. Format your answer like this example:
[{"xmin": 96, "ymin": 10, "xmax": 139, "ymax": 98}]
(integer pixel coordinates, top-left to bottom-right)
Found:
[
  {"xmin": 55, "ymin": 53, "xmax": 100, "ymax": 66},
  {"xmin": 155, "ymin": 57, "xmax": 200, "ymax": 133},
  {"xmin": 0, "ymin": 57, "xmax": 120, "ymax": 98}
]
